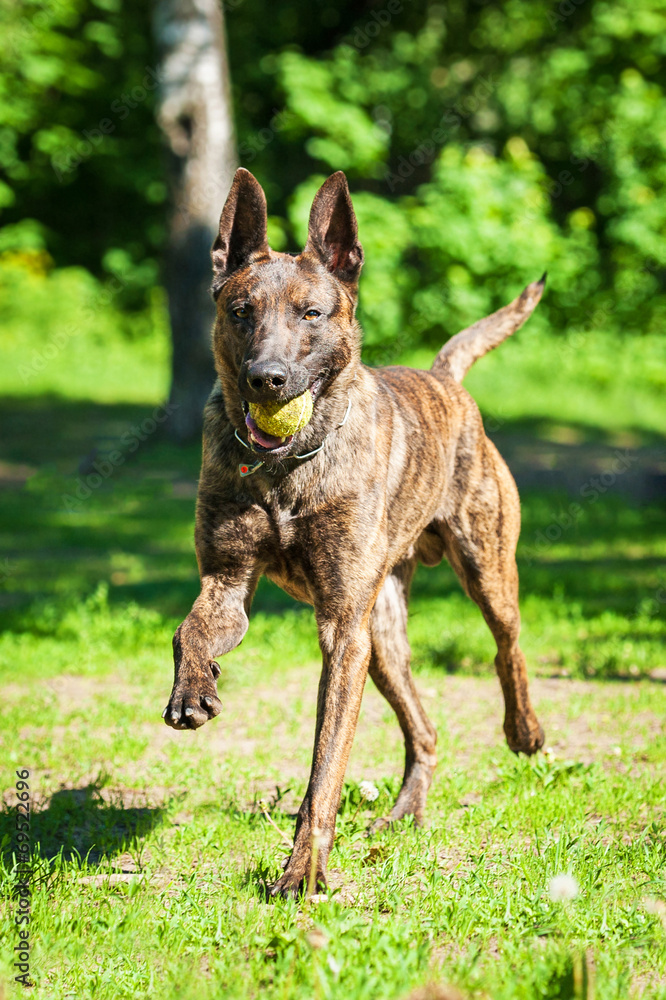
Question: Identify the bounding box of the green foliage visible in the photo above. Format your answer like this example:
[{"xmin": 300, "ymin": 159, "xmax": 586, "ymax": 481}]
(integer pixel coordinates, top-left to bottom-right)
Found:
[
  {"xmin": 278, "ymin": 50, "xmax": 389, "ymax": 173},
  {"xmin": 1, "ymin": 0, "xmax": 665, "ymax": 357},
  {"xmin": 0, "ymin": 251, "xmax": 169, "ymax": 401},
  {"xmin": 22, "ymin": 581, "xmax": 166, "ymax": 650},
  {"xmin": 273, "ymin": 0, "xmax": 666, "ymax": 351},
  {"xmin": 406, "ymin": 144, "xmax": 597, "ymax": 344},
  {"xmin": 0, "ymin": 0, "xmax": 164, "ymax": 307}
]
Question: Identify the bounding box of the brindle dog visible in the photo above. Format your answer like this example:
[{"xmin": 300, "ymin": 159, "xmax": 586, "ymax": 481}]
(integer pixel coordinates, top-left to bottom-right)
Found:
[{"xmin": 163, "ymin": 167, "xmax": 546, "ymax": 897}]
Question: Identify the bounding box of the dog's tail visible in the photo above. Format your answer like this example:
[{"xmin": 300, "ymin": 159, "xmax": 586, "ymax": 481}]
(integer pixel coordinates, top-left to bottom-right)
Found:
[{"xmin": 431, "ymin": 274, "xmax": 546, "ymax": 383}]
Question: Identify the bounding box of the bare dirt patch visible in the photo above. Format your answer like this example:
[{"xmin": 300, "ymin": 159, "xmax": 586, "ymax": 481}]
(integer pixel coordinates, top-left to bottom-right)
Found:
[{"xmin": 13, "ymin": 669, "xmax": 663, "ymax": 812}]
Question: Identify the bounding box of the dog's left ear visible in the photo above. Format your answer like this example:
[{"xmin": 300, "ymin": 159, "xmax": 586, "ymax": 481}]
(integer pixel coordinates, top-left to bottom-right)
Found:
[{"xmin": 305, "ymin": 172, "xmax": 364, "ymax": 288}]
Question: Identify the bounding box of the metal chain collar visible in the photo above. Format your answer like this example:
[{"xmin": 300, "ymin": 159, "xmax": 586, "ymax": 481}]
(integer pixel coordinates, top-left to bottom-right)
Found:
[{"xmin": 235, "ymin": 397, "xmax": 352, "ymax": 478}]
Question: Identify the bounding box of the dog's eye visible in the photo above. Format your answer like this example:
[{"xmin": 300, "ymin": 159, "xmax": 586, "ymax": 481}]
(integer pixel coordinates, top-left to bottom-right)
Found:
[
  {"xmin": 231, "ymin": 305, "xmax": 250, "ymax": 319},
  {"xmin": 303, "ymin": 309, "xmax": 321, "ymax": 321}
]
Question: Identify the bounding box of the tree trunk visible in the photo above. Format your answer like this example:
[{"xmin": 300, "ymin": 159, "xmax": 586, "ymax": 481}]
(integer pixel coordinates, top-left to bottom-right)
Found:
[{"xmin": 153, "ymin": 0, "xmax": 236, "ymax": 441}]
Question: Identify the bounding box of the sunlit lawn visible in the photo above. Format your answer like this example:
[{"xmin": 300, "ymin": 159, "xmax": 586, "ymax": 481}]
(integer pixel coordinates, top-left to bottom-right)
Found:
[{"xmin": 1, "ymin": 320, "xmax": 665, "ymax": 997}]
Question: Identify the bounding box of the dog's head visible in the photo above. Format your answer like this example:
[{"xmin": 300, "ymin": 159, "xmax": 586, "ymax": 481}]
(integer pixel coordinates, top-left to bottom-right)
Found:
[{"xmin": 210, "ymin": 168, "xmax": 364, "ymax": 459}]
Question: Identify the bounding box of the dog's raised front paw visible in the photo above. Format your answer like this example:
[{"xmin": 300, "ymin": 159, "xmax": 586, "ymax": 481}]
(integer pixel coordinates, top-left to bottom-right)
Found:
[{"xmin": 163, "ymin": 661, "xmax": 222, "ymax": 730}]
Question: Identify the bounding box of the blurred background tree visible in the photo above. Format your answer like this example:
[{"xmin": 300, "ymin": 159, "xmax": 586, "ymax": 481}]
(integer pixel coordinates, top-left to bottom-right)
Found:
[
  {"xmin": 0, "ymin": 0, "xmax": 664, "ymax": 430},
  {"xmin": 154, "ymin": 0, "xmax": 236, "ymax": 440}
]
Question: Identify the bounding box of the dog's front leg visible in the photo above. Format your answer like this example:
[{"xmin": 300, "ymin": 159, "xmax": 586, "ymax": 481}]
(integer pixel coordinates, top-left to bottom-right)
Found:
[
  {"xmin": 164, "ymin": 574, "xmax": 252, "ymax": 730},
  {"xmin": 271, "ymin": 620, "xmax": 372, "ymax": 898}
]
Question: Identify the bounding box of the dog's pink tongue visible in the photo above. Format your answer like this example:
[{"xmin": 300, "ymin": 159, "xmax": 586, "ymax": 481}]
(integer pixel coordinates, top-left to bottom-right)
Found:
[{"xmin": 245, "ymin": 414, "xmax": 291, "ymax": 451}]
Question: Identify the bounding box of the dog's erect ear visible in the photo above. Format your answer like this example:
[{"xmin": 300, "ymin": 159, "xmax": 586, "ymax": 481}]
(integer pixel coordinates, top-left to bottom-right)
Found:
[
  {"xmin": 211, "ymin": 168, "xmax": 269, "ymax": 291},
  {"xmin": 305, "ymin": 172, "xmax": 364, "ymax": 287}
]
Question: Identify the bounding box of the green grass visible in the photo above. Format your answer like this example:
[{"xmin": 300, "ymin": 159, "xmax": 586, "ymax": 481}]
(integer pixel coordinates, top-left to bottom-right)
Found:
[
  {"xmin": 1, "ymin": 395, "xmax": 664, "ymax": 683},
  {"xmin": 0, "ymin": 262, "xmax": 170, "ymax": 404},
  {"xmin": 1, "ymin": 394, "xmax": 665, "ymax": 998},
  {"xmin": 1, "ymin": 284, "xmax": 665, "ymax": 997},
  {"xmin": 407, "ymin": 322, "xmax": 666, "ymax": 439},
  {"xmin": 1, "ymin": 596, "xmax": 666, "ymax": 998}
]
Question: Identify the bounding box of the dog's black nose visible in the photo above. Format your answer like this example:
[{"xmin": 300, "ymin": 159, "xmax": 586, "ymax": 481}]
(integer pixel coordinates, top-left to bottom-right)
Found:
[{"xmin": 245, "ymin": 361, "xmax": 288, "ymax": 392}]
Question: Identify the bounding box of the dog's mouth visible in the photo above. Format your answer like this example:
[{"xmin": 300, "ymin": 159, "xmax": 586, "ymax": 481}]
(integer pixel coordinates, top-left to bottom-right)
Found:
[
  {"xmin": 241, "ymin": 375, "xmax": 325, "ymax": 455},
  {"xmin": 244, "ymin": 412, "xmax": 292, "ymax": 452}
]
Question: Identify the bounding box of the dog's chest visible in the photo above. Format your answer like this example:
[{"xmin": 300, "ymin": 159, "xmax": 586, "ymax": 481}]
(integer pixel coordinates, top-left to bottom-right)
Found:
[
  {"xmin": 260, "ymin": 502, "xmax": 312, "ymax": 603},
  {"xmin": 255, "ymin": 492, "xmax": 324, "ymax": 602},
  {"xmin": 264, "ymin": 499, "xmax": 298, "ymax": 547}
]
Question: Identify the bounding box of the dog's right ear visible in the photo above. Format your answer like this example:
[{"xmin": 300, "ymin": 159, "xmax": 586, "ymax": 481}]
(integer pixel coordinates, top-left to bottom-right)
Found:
[{"xmin": 211, "ymin": 168, "xmax": 269, "ymax": 293}]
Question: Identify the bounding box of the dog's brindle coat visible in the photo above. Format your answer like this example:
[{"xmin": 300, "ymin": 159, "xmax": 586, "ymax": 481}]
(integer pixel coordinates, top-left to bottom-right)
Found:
[{"xmin": 164, "ymin": 168, "xmax": 545, "ymax": 896}]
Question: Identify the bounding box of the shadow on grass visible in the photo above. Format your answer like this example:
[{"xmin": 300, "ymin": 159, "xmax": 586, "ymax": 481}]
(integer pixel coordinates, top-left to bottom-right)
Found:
[
  {"xmin": 423, "ymin": 640, "xmax": 666, "ymax": 682},
  {"xmin": 1, "ymin": 395, "xmax": 664, "ymax": 633},
  {"xmin": 1, "ymin": 783, "xmax": 165, "ymax": 867},
  {"xmin": 0, "ymin": 396, "xmax": 304, "ymax": 618},
  {"xmin": 411, "ymin": 550, "xmax": 665, "ymax": 619}
]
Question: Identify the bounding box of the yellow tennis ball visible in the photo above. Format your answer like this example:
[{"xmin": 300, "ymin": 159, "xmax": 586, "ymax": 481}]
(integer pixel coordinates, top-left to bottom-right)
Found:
[{"xmin": 249, "ymin": 390, "xmax": 313, "ymax": 437}]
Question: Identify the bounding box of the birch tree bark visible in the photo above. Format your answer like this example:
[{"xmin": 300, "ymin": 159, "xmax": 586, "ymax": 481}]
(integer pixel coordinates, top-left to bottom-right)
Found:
[{"xmin": 153, "ymin": 0, "xmax": 236, "ymax": 441}]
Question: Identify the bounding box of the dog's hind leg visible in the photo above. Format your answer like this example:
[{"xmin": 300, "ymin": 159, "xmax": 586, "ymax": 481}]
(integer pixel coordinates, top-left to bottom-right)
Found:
[
  {"xmin": 368, "ymin": 560, "xmax": 437, "ymax": 830},
  {"xmin": 437, "ymin": 441, "xmax": 545, "ymax": 755}
]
